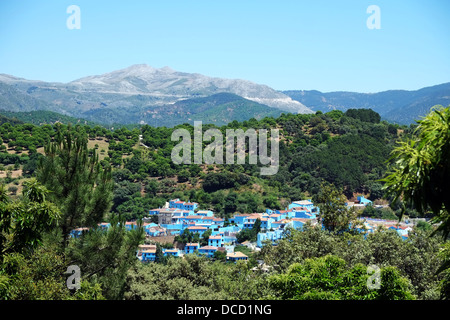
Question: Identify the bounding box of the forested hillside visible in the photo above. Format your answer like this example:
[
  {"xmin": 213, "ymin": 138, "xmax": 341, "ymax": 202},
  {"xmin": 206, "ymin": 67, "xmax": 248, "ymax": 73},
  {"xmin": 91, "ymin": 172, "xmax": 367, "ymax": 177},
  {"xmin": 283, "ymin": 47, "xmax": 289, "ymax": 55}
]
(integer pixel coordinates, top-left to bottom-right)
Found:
[
  {"xmin": 1, "ymin": 106, "xmax": 449, "ymax": 301},
  {"xmin": 0, "ymin": 108, "xmax": 413, "ymax": 220}
]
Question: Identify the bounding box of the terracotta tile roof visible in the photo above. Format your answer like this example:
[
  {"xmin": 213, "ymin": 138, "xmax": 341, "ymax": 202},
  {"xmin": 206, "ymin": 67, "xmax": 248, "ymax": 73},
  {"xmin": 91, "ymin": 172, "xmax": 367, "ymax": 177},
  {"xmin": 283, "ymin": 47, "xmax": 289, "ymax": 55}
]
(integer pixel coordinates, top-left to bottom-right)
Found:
[
  {"xmin": 183, "ymin": 215, "xmax": 204, "ymax": 220},
  {"xmin": 187, "ymin": 226, "xmax": 208, "ymax": 230},
  {"xmin": 139, "ymin": 244, "xmax": 157, "ymax": 250},
  {"xmin": 186, "ymin": 243, "xmax": 200, "ymax": 246},
  {"xmin": 291, "ymin": 206, "xmax": 310, "ymax": 211},
  {"xmin": 199, "ymin": 246, "xmax": 218, "ymax": 250},
  {"xmin": 227, "ymin": 251, "xmax": 248, "ymax": 258},
  {"xmin": 291, "ymin": 218, "xmax": 311, "ymax": 222}
]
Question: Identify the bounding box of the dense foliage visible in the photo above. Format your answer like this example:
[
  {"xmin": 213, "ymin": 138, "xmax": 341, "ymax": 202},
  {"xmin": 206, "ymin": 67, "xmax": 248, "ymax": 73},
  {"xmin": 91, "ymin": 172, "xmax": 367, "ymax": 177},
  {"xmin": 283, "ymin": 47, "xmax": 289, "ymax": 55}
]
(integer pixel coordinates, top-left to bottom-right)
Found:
[{"xmin": 0, "ymin": 106, "xmax": 449, "ymax": 300}]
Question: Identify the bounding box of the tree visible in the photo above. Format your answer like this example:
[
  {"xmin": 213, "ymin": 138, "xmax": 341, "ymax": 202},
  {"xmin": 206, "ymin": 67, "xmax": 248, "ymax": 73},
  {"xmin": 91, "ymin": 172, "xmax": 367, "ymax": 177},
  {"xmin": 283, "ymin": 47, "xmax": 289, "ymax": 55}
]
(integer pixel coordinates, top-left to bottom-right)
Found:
[
  {"xmin": 224, "ymin": 192, "xmax": 238, "ymax": 215},
  {"xmin": 200, "ymin": 229, "xmax": 212, "ymax": 246},
  {"xmin": 236, "ymin": 218, "xmax": 261, "ymax": 243},
  {"xmin": 175, "ymin": 228, "xmax": 194, "ymax": 245},
  {"xmin": 65, "ymin": 215, "xmax": 145, "ymax": 299},
  {"xmin": 36, "ymin": 124, "xmax": 114, "ymax": 244},
  {"xmin": 315, "ymin": 183, "xmax": 361, "ymax": 233},
  {"xmin": 381, "ymin": 106, "xmax": 450, "ymax": 297},
  {"xmin": 382, "ymin": 105, "xmax": 450, "ymax": 236},
  {"xmin": 267, "ymin": 255, "xmax": 414, "ymax": 300},
  {"xmin": 0, "ymin": 179, "xmax": 105, "ymax": 300},
  {"xmin": 177, "ymin": 168, "xmax": 190, "ymax": 183},
  {"xmin": 124, "ymin": 254, "xmax": 269, "ymax": 300},
  {"xmin": 0, "ymin": 179, "xmax": 60, "ymax": 254}
]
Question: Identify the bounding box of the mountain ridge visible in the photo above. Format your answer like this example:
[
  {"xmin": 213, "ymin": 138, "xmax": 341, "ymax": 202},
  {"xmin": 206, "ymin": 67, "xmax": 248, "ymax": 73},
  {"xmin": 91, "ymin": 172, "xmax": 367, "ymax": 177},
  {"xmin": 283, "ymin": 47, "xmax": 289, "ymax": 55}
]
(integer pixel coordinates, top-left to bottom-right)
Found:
[
  {"xmin": 283, "ymin": 82, "xmax": 450, "ymax": 124},
  {"xmin": 0, "ymin": 65, "xmax": 449, "ymax": 125},
  {"xmin": 0, "ymin": 64, "xmax": 311, "ymax": 126}
]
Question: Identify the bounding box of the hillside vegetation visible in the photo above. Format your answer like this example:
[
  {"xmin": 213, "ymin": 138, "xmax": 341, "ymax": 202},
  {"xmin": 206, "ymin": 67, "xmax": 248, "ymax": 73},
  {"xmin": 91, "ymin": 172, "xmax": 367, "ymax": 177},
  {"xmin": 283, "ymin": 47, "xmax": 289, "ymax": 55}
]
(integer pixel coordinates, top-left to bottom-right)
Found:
[
  {"xmin": 0, "ymin": 108, "xmax": 415, "ymax": 220},
  {"xmin": 1, "ymin": 106, "xmax": 450, "ymax": 301}
]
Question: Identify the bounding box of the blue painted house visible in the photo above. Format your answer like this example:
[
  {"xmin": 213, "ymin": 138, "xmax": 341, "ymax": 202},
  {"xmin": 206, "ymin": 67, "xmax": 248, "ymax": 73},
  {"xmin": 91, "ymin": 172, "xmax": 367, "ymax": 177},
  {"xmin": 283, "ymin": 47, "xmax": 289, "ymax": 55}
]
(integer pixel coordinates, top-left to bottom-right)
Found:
[
  {"xmin": 197, "ymin": 210, "xmax": 214, "ymax": 217},
  {"xmin": 242, "ymin": 214, "xmax": 262, "ymax": 229},
  {"xmin": 198, "ymin": 246, "xmax": 218, "ymax": 258},
  {"xmin": 138, "ymin": 244, "xmax": 157, "ymax": 262},
  {"xmin": 163, "ymin": 248, "xmax": 181, "ymax": 257},
  {"xmin": 169, "ymin": 199, "xmax": 199, "ymax": 211},
  {"xmin": 268, "ymin": 213, "xmax": 282, "ymax": 222},
  {"xmin": 208, "ymin": 235, "xmax": 224, "ymax": 247},
  {"xmin": 357, "ymin": 196, "xmax": 373, "ymax": 206},
  {"xmin": 185, "ymin": 243, "xmax": 200, "ymax": 255},
  {"xmin": 291, "ymin": 208, "xmax": 314, "ymax": 219},
  {"xmin": 149, "ymin": 208, "xmax": 163, "ymax": 215},
  {"xmin": 141, "ymin": 249, "xmax": 156, "ymax": 262},
  {"xmin": 144, "ymin": 223, "xmax": 166, "ymax": 237},
  {"xmin": 125, "ymin": 221, "xmax": 138, "ymax": 231},
  {"xmin": 260, "ymin": 218, "xmax": 273, "ymax": 230},
  {"xmin": 257, "ymin": 229, "xmax": 284, "ymax": 247},
  {"xmin": 226, "ymin": 251, "xmax": 248, "ymax": 262},
  {"xmin": 187, "ymin": 225, "xmax": 208, "ymax": 237},
  {"xmin": 291, "ymin": 218, "xmax": 309, "ymax": 230},
  {"xmin": 289, "ymin": 200, "xmax": 314, "ymax": 210},
  {"xmin": 229, "ymin": 214, "xmax": 249, "ymax": 226}
]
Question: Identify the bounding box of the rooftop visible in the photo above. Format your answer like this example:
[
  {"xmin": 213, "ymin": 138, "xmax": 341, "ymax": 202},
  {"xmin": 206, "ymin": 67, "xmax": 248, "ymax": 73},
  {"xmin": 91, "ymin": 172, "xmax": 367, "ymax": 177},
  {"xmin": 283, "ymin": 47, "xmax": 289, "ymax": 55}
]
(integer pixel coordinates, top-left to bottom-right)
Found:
[
  {"xmin": 227, "ymin": 252, "xmax": 248, "ymax": 258},
  {"xmin": 199, "ymin": 246, "xmax": 218, "ymax": 250}
]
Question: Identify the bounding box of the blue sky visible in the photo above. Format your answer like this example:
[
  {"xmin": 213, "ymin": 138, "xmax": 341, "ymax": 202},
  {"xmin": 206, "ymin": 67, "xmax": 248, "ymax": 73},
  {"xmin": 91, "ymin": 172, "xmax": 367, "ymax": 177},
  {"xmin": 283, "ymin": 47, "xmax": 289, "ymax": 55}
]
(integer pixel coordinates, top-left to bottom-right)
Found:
[{"xmin": 0, "ymin": 0, "xmax": 449, "ymax": 92}]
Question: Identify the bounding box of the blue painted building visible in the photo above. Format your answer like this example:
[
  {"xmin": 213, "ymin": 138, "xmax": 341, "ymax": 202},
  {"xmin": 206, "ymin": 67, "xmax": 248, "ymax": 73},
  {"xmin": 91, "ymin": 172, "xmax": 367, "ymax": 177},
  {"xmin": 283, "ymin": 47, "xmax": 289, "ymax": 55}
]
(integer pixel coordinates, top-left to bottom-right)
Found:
[
  {"xmin": 289, "ymin": 200, "xmax": 314, "ymax": 210},
  {"xmin": 198, "ymin": 246, "xmax": 218, "ymax": 258},
  {"xmin": 185, "ymin": 243, "xmax": 200, "ymax": 255},
  {"xmin": 169, "ymin": 199, "xmax": 199, "ymax": 211},
  {"xmin": 138, "ymin": 244, "xmax": 157, "ymax": 262},
  {"xmin": 187, "ymin": 225, "xmax": 208, "ymax": 237},
  {"xmin": 197, "ymin": 210, "xmax": 214, "ymax": 217},
  {"xmin": 357, "ymin": 196, "xmax": 373, "ymax": 206},
  {"xmin": 141, "ymin": 250, "xmax": 157, "ymax": 262},
  {"xmin": 163, "ymin": 248, "xmax": 181, "ymax": 257},
  {"xmin": 208, "ymin": 235, "xmax": 224, "ymax": 247},
  {"xmin": 257, "ymin": 229, "xmax": 284, "ymax": 247},
  {"xmin": 226, "ymin": 251, "xmax": 248, "ymax": 262}
]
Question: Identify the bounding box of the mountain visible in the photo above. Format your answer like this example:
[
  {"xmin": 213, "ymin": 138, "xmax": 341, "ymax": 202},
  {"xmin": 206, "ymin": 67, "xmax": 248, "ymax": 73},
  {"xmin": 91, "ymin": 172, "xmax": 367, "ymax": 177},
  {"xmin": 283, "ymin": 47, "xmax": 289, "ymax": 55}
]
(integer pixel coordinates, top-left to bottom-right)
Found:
[
  {"xmin": 79, "ymin": 92, "xmax": 285, "ymax": 127},
  {"xmin": 283, "ymin": 82, "xmax": 450, "ymax": 124},
  {"xmin": 0, "ymin": 81, "xmax": 64, "ymax": 114},
  {"xmin": 2, "ymin": 65, "xmax": 447, "ymax": 125},
  {"xmin": 68, "ymin": 64, "xmax": 309, "ymax": 113},
  {"xmin": 0, "ymin": 65, "xmax": 311, "ymax": 126}
]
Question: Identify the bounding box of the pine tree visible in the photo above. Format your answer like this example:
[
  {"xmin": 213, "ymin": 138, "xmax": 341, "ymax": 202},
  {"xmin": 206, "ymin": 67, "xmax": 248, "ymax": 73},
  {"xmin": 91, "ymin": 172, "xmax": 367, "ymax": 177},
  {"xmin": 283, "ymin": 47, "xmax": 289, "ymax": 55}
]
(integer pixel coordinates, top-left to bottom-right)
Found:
[
  {"xmin": 36, "ymin": 124, "xmax": 145, "ymax": 299},
  {"xmin": 36, "ymin": 124, "xmax": 114, "ymax": 244}
]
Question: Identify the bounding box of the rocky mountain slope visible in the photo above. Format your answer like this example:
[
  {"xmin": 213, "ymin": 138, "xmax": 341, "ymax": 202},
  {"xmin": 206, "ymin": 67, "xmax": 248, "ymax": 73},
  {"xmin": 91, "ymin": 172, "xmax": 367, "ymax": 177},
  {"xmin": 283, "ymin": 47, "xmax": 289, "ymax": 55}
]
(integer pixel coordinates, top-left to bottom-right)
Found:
[{"xmin": 0, "ymin": 65, "xmax": 311, "ymax": 125}]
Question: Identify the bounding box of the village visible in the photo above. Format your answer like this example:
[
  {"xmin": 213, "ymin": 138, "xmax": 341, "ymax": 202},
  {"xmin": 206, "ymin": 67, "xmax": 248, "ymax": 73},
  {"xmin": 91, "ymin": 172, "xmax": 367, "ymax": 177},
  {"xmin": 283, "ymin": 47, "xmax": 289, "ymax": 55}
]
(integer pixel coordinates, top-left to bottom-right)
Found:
[{"xmin": 71, "ymin": 196, "xmax": 415, "ymax": 264}]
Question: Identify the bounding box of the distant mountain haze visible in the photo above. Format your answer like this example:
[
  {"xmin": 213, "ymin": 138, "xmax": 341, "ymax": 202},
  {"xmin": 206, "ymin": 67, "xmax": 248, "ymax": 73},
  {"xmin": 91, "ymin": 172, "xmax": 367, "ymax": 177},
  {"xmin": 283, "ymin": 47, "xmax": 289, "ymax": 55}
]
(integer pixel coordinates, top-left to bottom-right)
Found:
[
  {"xmin": 283, "ymin": 82, "xmax": 450, "ymax": 124},
  {"xmin": 0, "ymin": 64, "xmax": 448, "ymax": 126}
]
